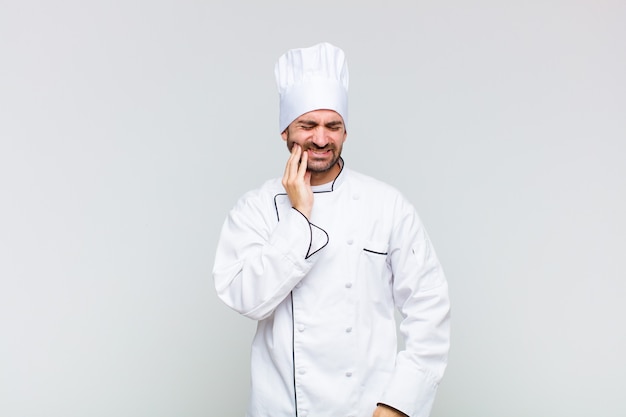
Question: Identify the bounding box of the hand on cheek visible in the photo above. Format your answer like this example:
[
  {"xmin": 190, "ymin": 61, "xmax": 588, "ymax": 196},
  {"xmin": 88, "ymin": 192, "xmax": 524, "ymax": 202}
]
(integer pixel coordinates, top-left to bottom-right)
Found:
[{"xmin": 282, "ymin": 144, "xmax": 313, "ymax": 219}]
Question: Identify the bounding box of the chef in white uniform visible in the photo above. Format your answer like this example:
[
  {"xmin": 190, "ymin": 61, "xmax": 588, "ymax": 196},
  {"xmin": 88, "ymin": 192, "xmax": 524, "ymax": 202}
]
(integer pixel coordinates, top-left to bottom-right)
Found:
[{"xmin": 213, "ymin": 42, "xmax": 451, "ymax": 417}]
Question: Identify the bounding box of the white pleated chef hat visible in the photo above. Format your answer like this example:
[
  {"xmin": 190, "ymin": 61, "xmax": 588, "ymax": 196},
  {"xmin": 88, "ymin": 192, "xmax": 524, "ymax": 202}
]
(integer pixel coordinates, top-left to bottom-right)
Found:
[{"xmin": 275, "ymin": 42, "xmax": 349, "ymax": 133}]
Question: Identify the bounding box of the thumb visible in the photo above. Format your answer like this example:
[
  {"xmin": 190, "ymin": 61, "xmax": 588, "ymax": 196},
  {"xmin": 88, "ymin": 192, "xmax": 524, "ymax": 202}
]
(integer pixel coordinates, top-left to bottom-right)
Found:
[{"xmin": 304, "ymin": 171, "xmax": 312, "ymax": 186}]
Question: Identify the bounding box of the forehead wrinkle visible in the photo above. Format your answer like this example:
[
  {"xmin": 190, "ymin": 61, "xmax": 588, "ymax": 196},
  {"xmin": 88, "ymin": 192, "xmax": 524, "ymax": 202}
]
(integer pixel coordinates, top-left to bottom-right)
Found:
[{"xmin": 296, "ymin": 118, "xmax": 343, "ymax": 126}]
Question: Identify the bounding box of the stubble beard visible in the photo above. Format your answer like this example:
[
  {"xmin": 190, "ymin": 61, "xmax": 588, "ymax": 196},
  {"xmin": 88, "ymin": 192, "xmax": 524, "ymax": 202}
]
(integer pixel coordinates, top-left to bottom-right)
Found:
[
  {"xmin": 288, "ymin": 140, "xmax": 342, "ymax": 173},
  {"xmin": 307, "ymin": 148, "xmax": 342, "ymax": 173}
]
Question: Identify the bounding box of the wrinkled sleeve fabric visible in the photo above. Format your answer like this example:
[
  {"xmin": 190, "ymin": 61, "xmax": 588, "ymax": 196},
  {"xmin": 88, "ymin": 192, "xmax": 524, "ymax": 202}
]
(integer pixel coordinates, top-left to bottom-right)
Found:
[
  {"xmin": 213, "ymin": 191, "xmax": 328, "ymax": 321},
  {"xmin": 379, "ymin": 194, "xmax": 451, "ymax": 417}
]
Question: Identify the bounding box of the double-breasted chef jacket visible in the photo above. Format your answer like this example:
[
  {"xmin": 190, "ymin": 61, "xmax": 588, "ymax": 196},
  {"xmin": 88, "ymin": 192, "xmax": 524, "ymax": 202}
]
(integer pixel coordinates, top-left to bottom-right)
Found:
[{"xmin": 213, "ymin": 160, "xmax": 450, "ymax": 417}]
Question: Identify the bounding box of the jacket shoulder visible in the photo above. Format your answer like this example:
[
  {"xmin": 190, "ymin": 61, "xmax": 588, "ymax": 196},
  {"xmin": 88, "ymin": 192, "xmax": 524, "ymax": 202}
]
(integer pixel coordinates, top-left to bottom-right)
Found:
[
  {"xmin": 228, "ymin": 177, "xmax": 284, "ymax": 217},
  {"xmin": 346, "ymin": 169, "xmax": 405, "ymax": 200}
]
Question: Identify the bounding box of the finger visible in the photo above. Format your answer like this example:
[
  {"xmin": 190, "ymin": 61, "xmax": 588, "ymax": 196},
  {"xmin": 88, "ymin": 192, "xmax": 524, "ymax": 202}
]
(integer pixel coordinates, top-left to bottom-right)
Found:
[
  {"xmin": 290, "ymin": 142, "xmax": 300, "ymax": 158},
  {"xmin": 290, "ymin": 144, "xmax": 302, "ymax": 180},
  {"xmin": 289, "ymin": 144, "xmax": 301, "ymax": 175},
  {"xmin": 284, "ymin": 143, "xmax": 300, "ymax": 180},
  {"xmin": 298, "ymin": 148, "xmax": 308, "ymax": 178}
]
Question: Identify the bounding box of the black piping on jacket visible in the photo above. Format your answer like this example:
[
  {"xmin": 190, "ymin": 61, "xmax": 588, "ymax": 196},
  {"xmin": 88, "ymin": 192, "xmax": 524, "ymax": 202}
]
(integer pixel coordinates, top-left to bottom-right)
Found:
[{"xmin": 272, "ymin": 158, "xmax": 344, "ymax": 417}]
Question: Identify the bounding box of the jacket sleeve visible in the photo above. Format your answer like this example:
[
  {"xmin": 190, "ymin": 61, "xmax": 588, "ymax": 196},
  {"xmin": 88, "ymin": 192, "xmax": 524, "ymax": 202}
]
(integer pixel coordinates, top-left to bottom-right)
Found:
[
  {"xmin": 379, "ymin": 195, "xmax": 451, "ymax": 417},
  {"xmin": 213, "ymin": 192, "xmax": 328, "ymax": 321}
]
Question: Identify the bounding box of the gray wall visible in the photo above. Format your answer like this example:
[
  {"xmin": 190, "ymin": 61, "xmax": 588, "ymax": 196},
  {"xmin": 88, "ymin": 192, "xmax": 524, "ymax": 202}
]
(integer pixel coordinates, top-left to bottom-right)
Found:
[{"xmin": 1, "ymin": 1, "xmax": 624, "ymax": 416}]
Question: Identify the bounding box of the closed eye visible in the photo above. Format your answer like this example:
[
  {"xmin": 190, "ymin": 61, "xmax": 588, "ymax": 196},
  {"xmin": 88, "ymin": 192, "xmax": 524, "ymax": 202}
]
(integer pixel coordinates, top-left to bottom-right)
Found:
[
  {"xmin": 297, "ymin": 122, "xmax": 317, "ymax": 131},
  {"xmin": 326, "ymin": 122, "xmax": 344, "ymax": 131}
]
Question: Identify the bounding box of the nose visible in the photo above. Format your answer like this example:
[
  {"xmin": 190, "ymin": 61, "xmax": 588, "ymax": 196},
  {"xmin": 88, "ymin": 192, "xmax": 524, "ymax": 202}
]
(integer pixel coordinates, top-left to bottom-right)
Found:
[{"xmin": 311, "ymin": 126, "xmax": 330, "ymax": 147}]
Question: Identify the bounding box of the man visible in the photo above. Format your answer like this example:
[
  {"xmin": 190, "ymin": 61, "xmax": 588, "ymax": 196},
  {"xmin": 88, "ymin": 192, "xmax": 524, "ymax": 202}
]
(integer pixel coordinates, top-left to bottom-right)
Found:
[{"xmin": 213, "ymin": 42, "xmax": 450, "ymax": 417}]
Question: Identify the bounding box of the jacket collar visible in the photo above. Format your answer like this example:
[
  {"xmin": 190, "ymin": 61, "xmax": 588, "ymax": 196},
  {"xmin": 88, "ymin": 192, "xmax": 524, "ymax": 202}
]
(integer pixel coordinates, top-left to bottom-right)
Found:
[{"xmin": 310, "ymin": 157, "xmax": 345, "ymax": 193}]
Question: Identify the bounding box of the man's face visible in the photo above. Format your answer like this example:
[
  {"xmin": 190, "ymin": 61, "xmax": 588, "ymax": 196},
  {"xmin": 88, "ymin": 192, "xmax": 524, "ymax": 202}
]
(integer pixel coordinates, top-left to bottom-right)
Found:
[{"xmin": 281, "ymin": 109, "xmax": 347, "ymax": 174}]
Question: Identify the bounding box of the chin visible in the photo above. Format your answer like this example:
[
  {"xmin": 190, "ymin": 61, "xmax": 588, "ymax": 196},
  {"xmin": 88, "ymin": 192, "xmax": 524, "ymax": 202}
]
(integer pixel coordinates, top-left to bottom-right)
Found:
[{"xmin": 307, "ymin": 158, "xmax": 339, "ymax": 173}]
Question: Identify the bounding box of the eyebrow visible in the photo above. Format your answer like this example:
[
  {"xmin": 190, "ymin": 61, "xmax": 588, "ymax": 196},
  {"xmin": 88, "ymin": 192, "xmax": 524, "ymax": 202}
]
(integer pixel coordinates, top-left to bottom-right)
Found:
[
  {"xmin": 296, "ymin": 120, "xmax": 344, "ymax": 128},
  {"xmin": 325, "ymin": 120, "xmax": 344, "ymax": 128},
  {"xmin": 296, "ymin": 120, "xmax": 318, "ymax": 127}
]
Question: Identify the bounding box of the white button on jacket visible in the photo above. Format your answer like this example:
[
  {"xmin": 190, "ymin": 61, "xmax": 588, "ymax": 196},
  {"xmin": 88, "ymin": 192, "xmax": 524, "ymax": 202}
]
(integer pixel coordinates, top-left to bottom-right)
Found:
[{"xmin": 213, "ymin": 162, "xmax": 450, "ymax": 417}]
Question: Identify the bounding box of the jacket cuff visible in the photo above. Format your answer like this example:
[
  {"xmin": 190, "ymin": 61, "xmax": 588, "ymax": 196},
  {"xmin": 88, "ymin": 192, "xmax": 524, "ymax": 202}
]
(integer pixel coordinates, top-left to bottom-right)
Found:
[
  {"xmin": 379, "ymin": 365, "xmax": 438, "ymax": 417},
  {"xmin": 269, "ymin": 207, "xmax": 328, "ymax": 263}
]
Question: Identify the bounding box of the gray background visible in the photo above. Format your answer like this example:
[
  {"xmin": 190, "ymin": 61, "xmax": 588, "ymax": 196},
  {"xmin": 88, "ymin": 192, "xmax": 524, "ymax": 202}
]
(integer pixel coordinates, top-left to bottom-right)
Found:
[{"xmin": 1, "ymin": 1, "xmax": 625, "ymax": 416}]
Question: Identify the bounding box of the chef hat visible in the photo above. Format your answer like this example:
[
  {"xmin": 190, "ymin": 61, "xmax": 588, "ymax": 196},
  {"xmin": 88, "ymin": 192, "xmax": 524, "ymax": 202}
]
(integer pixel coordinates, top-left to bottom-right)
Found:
[{"xmin": 275, "ymin": 42, "xmax": 349, "ymax": 133}]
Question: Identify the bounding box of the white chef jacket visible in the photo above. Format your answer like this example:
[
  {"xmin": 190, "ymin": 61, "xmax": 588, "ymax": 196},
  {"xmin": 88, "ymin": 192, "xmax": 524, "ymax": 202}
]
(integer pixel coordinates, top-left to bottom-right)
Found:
[{"xmin": 213, "ymin": 161, "xmax": 450, "ymax": 417}]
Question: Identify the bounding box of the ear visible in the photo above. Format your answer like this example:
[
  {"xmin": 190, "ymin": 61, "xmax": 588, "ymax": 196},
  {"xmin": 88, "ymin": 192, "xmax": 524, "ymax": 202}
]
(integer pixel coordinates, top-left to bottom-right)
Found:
[{"xmin": 281, "ymin": 129, "xmax": 288, "ymax": 142}]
